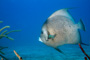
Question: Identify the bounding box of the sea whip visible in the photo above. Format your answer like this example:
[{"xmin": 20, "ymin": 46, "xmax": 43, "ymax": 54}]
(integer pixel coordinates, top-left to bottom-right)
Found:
[{"xmin": 78, "ymin": 43, "xmax": 90, "ymax": 60}]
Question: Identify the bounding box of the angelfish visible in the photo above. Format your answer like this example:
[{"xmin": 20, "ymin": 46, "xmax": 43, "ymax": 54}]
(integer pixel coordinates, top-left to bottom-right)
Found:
[{"xmin": 39, "ymin": 8, "xmax": 86, "ymax": 53}]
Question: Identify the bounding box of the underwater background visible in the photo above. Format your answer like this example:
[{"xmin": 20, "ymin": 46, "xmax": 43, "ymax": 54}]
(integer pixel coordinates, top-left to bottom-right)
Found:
[{"xmin": 0, "ymin": 0, "xmax": 90, "ymax": 60}]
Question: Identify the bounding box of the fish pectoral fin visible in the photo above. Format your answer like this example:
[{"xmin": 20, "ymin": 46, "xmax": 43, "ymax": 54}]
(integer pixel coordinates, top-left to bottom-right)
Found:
[
  {"xmin": 48, "ymin": 34, "xmax": 56, "ymax": 40},
  {"xmin": 54, "ymin": 48, "xmax": 65, "ymax": 55}
]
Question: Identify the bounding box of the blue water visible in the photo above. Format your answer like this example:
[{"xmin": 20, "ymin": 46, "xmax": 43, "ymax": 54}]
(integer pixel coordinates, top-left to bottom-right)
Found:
[{"xmin": 0, "ymin": 0, "xmax": 90, "ymax": 60}]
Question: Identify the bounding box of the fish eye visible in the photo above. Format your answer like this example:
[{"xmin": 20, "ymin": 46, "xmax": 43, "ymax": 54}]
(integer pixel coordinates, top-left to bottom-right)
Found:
[{"xmin": 41, "ymin": 31, "xmax": 43, "ymax": 34}]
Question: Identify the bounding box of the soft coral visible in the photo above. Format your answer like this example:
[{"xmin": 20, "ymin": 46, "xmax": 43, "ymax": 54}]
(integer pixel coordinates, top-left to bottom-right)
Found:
[{"xmin": 78, "ymin": 43, "xmax": 90, "ymax": 60}]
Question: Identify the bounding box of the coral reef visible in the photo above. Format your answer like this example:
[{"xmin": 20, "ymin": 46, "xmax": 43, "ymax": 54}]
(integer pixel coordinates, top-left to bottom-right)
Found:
[
  {"xmin": 14, "ymin": 50, "xmax": 23, "ymax": 60},
  {"xmin": 0, "ymin": 54, "xmax": 8, "ymax": 60},
  {"xmin": 0, "ymin": 26, "xmax": 10, "ymax": 32},
  {"xmin": 1, "ymin": 58, "xmax": 3, "ymax": 60},
  {"xmin": 0, "ymin": 21, "xmax": 3, "ymax": 23},
  {"xmin": 0, "ymin": 21, "xmax": 21, "ymax": 40},
  {"xmin": 0, "ymin": 30, "xmax": 21, "ymax": 40},
  {"xmin": 0, "ymin": 46, "xmax": 8, "ymax": 55},
  {"xmin": 0, "ymin": 21, "xmax": 21, "ymax": 60}
]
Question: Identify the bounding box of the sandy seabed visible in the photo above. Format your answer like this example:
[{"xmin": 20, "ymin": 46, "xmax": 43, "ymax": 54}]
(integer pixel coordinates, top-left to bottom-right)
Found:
[{"xmin": 1, "ymin": 44, "xmax": 90, "ymax": 60}]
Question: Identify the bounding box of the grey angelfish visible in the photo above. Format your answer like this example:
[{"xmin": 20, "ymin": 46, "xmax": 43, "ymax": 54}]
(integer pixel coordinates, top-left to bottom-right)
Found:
[{"xmin": 39, "ymin": 8, "xmax": 86, "ymax": 53}]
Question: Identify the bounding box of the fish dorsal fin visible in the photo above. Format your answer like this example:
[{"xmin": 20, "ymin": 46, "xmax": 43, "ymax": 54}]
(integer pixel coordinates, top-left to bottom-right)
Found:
[{"xmin": 48, "ymin": 8, "xmax": 75, "ymax": 23}]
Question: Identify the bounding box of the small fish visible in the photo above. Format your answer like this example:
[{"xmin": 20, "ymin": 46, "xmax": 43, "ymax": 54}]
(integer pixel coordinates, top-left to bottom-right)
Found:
[{"xmin": 39, "ymin": 8, "xmax": 86, "ymax": 53}]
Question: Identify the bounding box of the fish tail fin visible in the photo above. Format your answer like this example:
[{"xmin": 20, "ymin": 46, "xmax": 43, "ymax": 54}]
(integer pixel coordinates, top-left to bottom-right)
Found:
[
  {"xmin": 77, "ymin": 19, "xmax": 86, "ymax": 31},
  {"xmin": 81, "ymin": 42, "xmax": 89, "ymax": 46},
  {"xmin": 54, "ymin": 48, "xmax": 65, "ymax": 55}
]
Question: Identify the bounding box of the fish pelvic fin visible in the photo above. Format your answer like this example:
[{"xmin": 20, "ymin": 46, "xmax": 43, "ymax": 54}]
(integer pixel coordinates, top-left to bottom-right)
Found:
[
  {"xmin": 77, "ymin": 19, "xmax": 86, "ymax": 31},
  {"xmin": 54, "ymin": 48, "xmax": 65, "ymax": 55},
  {"xmin": 81, "ymin": 43, "xmax": 89, "ymax": 46}
]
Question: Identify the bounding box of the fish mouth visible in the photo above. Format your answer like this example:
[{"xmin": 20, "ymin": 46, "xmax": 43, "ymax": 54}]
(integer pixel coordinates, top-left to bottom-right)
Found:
[{"xmin": 39, "ymin": 37, "xmax": 43, "ymax": 42}]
